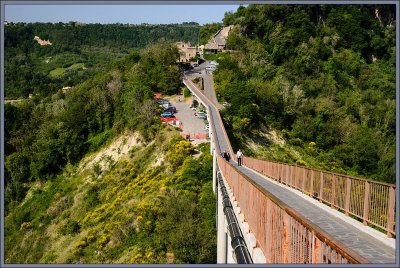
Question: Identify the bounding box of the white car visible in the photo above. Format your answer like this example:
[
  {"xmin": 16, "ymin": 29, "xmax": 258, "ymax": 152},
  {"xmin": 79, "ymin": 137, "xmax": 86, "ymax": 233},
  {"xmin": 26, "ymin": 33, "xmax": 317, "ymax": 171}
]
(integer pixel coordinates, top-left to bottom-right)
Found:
[
  {"xmin": 162, "ymin": 103, "xmax": 171, "ymax": 109},
  {"xmin": 204, "ymin": 124, "xmax": 209, "ymax": 130}
]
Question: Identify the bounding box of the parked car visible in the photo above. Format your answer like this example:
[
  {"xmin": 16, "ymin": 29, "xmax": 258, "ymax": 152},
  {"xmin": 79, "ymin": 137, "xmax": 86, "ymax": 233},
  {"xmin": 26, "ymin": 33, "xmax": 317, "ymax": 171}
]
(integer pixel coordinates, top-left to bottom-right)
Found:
[
  {"xmin": 157, "ymin": 99, "xmax": 169, "ymax": 105},
  {"xmin": 206, "ymin": 66, "xmax": 216, "ymax": 71},
  {"xmin": 209, "ymin": 60, "xmax": 218, "ymax": 66},
  {"xmin": 192, "ymin": 63, "xmax": 199, "ymax": 67},
  {"xmin": 164, "ymin": 106, "xmax": 176, "ymax": 113},
  {"xmin": 198, "ymin": 114, "xmax": 207, "ymax": 120},
  {"xmin": 161, "ymin": 111, "xmax": 175, "ymax": 118},
  {"xmin": 161, "ymin": 103, "xmax": 171, "ymax": 109},
  {"xmin": 197, "ymin": 112, "xmax": 207, "ymax": 117},
  {"xmin": 204, "ymin": 124, "xmax": 209, "ymax": 130},
  {"xmin": 161, "ymin": 117, "xmax": 176, "ymax": 122}
]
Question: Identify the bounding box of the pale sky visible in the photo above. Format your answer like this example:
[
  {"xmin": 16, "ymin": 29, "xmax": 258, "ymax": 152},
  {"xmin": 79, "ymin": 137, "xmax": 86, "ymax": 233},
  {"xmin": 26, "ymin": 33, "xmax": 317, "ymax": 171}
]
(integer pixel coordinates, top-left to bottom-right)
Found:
[{"xmin": 5, "ymin": 4, "xmax": 241, "ymax": 25}]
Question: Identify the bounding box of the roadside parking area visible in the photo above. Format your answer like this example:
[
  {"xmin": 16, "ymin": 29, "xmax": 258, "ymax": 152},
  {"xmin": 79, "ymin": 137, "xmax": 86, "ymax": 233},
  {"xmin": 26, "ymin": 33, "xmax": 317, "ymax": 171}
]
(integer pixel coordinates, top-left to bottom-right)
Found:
[{"xmin": 165, "ymin": 95, "xmax": 209, "ymax": 144}]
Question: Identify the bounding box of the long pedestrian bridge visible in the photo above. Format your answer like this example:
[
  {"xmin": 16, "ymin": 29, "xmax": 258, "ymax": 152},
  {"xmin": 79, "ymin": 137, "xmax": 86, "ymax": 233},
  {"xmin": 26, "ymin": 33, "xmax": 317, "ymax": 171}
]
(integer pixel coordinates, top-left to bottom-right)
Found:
[{"xmin": 182, "ymin": 71, "xmax": 397, "ymax": 264}]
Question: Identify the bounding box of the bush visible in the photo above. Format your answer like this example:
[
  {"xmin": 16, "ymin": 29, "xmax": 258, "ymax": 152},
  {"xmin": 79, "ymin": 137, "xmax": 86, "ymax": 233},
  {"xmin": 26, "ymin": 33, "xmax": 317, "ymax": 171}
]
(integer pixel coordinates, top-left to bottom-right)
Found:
[
  {"xmin": 296, "ymin": 159, "xmax": 307, "ymax": 166},
  {"xmin": 167, "ymin": 140, "xmax": 194, "ymax": 169},
  {"xmin": 183, "ymin": 87, "xmax": 191, "ymax": 98},
  {"xmin": 86, "ymin": 129, "xmax": 116, "ymax": 153},
  {"xmin": 59, "ymin": 220, "xmax": 80, "ymax": 235},
  {"xmin": 20, "ymin": 222, "xmax": 32, "ymax": 231},
  {"xmin": 289, "ymin": 137, "xmax": 303, "ymax": 147},
  {"xmin": 203, "ymin": 53, "xmax": 219, "ymax": 61},
  {"xmin": 192, "ymin": 77, "xmax": 201, "ymax": 84}
]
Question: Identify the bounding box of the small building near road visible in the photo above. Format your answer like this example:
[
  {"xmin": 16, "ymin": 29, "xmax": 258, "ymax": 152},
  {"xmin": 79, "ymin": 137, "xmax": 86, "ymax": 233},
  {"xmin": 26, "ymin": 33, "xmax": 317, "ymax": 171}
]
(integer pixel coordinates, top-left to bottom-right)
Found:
[
  {"xmin": 176, "ymin": 25, "xmax": 233, "ymax": 60},
  {"xmin": 177, "ymin": 42, "xmax": 197, "ymax": 62}
]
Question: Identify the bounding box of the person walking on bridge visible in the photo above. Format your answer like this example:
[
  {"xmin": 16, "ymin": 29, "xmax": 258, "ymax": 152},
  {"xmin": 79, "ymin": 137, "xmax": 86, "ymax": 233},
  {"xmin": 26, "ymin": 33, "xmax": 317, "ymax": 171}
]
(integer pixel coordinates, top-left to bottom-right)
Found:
[
  {"xmin": 222, "ymin": 150, "xmax": 230, "ymax": 162},
  {"xmin": 236, "ymin": 149, "xmax": 243, "ymax": 166}
]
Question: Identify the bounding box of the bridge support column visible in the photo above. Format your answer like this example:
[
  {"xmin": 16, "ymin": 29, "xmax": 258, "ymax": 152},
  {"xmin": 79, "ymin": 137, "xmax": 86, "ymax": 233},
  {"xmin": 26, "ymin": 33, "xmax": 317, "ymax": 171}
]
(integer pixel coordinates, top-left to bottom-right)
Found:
[
  {"xmin": 217, "ymin": 185, "xmax": 227, "ymax": 263},
  {"xmin": 210, "ymin": 130, "xmax": 213, "ymax": 154},
  {"xmin": 212, "ymin": 151, "xmax": 217, "ymax": 193},
  {"xmin": 226, "ymin": 229, "xmax": 235, "ymax": 263}
]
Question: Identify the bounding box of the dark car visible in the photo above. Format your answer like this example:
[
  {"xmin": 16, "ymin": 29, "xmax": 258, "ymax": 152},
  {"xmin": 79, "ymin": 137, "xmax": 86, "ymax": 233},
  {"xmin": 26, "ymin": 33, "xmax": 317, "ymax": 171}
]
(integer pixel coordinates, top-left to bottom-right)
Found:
[
  {"xmin": 164, "ymin": 106, "xmax": 176, "ymax": 113},
  {"xmin": 157, "ymin": 99, "xmax": 169, "ymax": 105}
]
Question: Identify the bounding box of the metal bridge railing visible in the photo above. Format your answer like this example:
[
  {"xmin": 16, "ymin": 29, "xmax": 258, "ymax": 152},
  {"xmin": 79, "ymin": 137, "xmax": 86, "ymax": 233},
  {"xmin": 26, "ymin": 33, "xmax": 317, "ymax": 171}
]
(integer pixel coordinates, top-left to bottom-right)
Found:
[
  {"xmin": 218, "ymin": 156, "xmax": 371, "ymax": 264},
  {"xmin": 242, "ymin": 157, "xmax": 396, "ymax": 238},
  {"xmin": 218, "ymin": 172, "xmax": 253, "ymax": 264}
]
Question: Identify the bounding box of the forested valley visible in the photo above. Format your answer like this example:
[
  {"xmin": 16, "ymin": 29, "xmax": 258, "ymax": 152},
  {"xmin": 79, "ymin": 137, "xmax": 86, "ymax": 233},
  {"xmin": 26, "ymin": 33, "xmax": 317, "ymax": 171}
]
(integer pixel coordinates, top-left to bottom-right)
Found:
[
  {"xmin": 213, "ymin": 5, "xmax": 396, "ymax": 183},
  {"xmin": 5, "ymin": 22, "xmax": 215, "ymax": 263},
  {"xmin": 5, "ymin": 22, "xmax": 200, "ymax": 98}
]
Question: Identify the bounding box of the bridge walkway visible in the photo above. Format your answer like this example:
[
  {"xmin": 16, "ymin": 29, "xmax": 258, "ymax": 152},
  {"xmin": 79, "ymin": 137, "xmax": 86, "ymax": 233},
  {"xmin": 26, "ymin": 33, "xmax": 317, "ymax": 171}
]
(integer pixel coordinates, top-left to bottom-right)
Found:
[
  {"xmin": 236, "ymin": 163, "xmax": 395, "ymax": 263},
  {"xmin": 183, "ymin": 76, "xmax": 396, "ymax": 264}
]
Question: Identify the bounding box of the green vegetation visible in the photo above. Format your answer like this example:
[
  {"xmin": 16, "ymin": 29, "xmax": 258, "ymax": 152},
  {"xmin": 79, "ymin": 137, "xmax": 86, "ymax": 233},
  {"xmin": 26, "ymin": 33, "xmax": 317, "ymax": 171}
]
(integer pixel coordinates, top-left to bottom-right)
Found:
[
  {"xmin": 214, "ymin": 5, "xmax": 395, "ymax": 183},
  {"xmin": 5, "ymin": 22, "xmax": 200, "ymax": 98},
  {"xmin": 49, "ymin": 67, "xmax": 67, "ymax": 77},
  {"xmin": 5, "ymin": 36, "xmax": 216, "ymax": 263},
  {"xmin": 5, "ymin": 39, "xmax": 217, "ymax": 264},
  {"xmin": 48, "ymin": 63, "xmax": 85, "ymax": 77},
  {"xmin": 5, "ymin": 41, "xmax": 181, "ymax": 208},
  {"xmin": 183, "ymin": 87, "xmax": 191, "ymax": 98},
  {"xmin": 5, "ymin": 129, "xmax": 216, "ymax": 264},
  {"xmin": 203, "ymin": 53, "xmax": 220, "ymax": 61}
]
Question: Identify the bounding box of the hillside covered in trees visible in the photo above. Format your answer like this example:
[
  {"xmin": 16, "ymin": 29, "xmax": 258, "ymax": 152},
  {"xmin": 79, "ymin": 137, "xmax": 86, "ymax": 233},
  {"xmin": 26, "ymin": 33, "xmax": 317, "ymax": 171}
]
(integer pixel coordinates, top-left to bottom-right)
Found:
[
  {"xmin": 5, "ymin": 41, "xmax": 215, "ymax": 263},
  {"xmin": 214, "ymin": 5, "xmax": 396, "ymax": 183},
  {"xmin": 4, "ymin": 22, "xmax": 200, "ymax": 98}
]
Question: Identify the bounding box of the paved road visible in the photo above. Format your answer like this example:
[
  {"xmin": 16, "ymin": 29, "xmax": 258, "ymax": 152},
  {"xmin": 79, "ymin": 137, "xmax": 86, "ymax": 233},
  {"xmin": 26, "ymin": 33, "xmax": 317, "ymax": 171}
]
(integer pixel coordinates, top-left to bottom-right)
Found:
[
  {"xmin": 183, "ymin": 78, "xmax": 232, "ymax": 156},
  {"xmin": 183, "ymin": 70, "xmax": 396, "ymax": 264},
  {"xmin": 186, "ymin": 62, "xmax": 223, "ymax": 109}
]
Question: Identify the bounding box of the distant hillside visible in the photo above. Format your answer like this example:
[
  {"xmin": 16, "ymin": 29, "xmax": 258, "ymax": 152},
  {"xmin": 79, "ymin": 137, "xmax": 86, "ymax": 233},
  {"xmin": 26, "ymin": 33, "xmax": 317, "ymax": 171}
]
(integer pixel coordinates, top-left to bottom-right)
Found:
[
  {"xmin": 4, "ymin": 22, "xmax": 200, "ymax": 98},
  {"xmin": 212, "ymin": 4, "xmax": 396, "ymax": 183},
  {"xmin": 5, "ymin": 22, "xmax": 200, "ymax": 50}
]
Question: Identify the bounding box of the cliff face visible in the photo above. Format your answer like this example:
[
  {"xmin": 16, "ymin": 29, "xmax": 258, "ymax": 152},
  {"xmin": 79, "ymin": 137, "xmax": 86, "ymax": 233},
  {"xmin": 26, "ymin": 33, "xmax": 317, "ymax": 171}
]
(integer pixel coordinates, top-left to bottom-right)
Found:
[{"xmin": 33, "ymin": 35, "xmax": 53, "ymax": 46}]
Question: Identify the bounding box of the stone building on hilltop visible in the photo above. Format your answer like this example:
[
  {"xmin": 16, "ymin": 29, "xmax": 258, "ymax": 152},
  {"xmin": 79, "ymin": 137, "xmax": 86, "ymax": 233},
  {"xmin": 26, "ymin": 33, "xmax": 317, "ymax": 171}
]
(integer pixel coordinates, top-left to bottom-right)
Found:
[{"xmin": 176, "ymin": 42, "xmax": 197, "ymax": 62}]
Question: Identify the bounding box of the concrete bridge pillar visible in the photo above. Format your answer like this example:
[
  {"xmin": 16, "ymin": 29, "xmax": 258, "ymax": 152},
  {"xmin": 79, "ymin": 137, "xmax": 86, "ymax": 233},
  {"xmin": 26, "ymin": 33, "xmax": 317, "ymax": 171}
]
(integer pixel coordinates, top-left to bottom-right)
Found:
[
  {"xmin": 217, "ymin": 184, "xmax": 227, "ymax": 263},
  {"xmin": 226, "ymin": 229, "xmax": 235, "ymax": 263},
  {"xmin": 210, "ymin": 130, "xmax": 213, "ymax": 154},
  {"xmin": 212, "ymin": 151, "xmax": 217, "ymax": 193}
]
